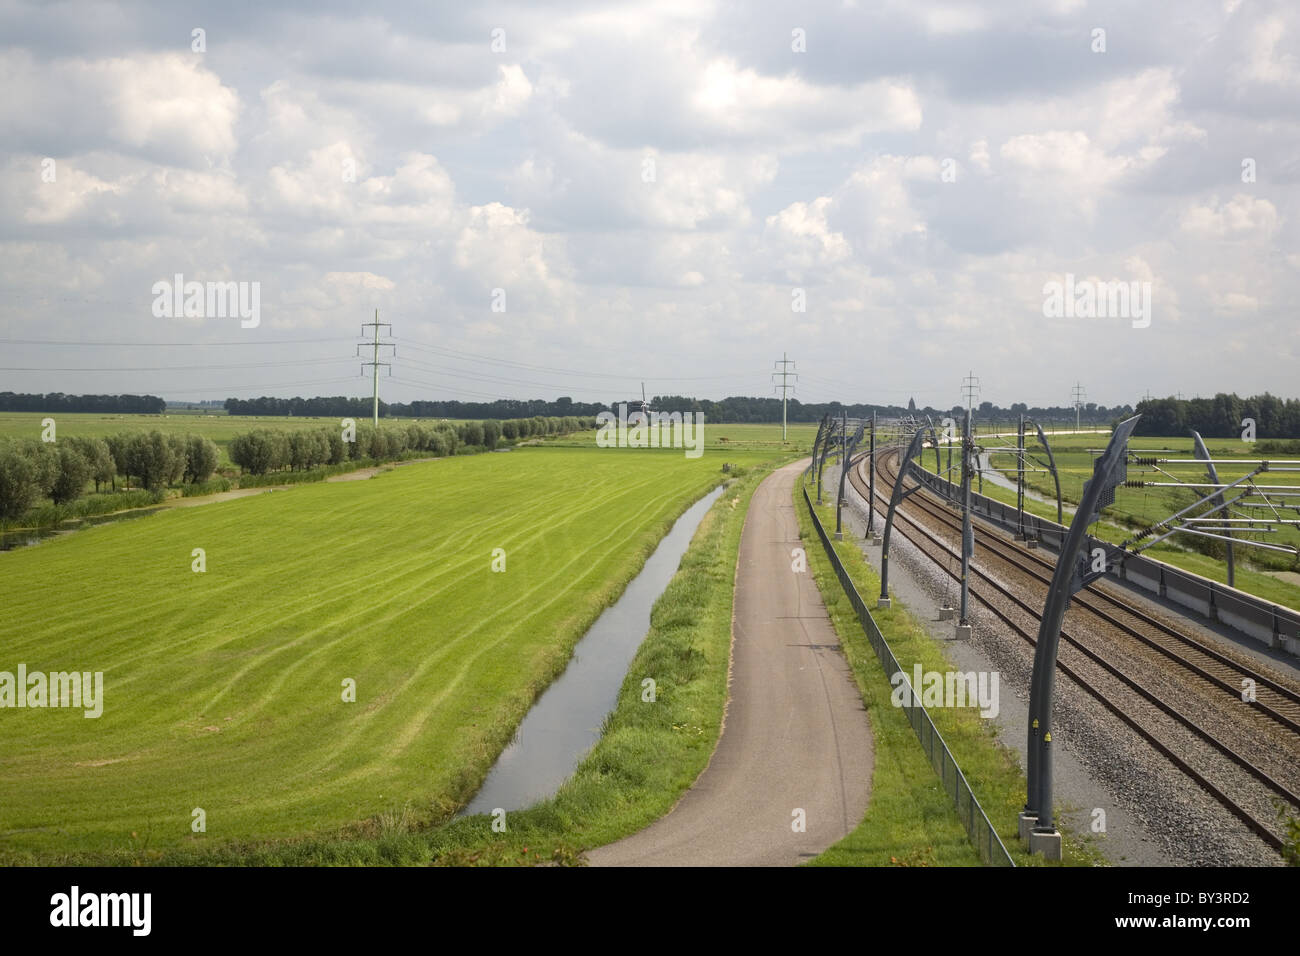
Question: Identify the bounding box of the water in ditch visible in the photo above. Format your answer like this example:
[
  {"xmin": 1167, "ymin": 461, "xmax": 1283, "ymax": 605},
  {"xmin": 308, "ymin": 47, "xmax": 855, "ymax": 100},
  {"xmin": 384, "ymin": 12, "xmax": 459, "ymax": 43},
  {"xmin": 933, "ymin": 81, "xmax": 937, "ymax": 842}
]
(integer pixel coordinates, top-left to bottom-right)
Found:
[
  {"xmin": 0, "ymin": 506, "xmax": 168, "ymax": 552},
  {"xmin": 462, "ymin": 483, "xmax": 725, "ymax": 816}
]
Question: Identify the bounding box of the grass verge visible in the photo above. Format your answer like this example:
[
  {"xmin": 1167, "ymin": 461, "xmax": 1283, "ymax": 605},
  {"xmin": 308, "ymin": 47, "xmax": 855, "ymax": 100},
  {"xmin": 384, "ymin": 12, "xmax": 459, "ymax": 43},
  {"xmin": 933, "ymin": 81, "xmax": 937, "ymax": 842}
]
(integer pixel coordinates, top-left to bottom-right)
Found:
[{"xmin": 794, "ymin": 479, "xmax": 1104, "ymax": 866}]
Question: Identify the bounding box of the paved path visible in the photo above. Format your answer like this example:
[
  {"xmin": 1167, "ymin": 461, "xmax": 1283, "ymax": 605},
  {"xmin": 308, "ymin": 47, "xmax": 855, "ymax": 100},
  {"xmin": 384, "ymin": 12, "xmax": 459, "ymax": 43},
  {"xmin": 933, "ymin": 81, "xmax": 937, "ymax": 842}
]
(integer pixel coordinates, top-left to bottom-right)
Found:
[{"xmin": 587, "ymin": 459, "xmax": 872, "ymax": 866}]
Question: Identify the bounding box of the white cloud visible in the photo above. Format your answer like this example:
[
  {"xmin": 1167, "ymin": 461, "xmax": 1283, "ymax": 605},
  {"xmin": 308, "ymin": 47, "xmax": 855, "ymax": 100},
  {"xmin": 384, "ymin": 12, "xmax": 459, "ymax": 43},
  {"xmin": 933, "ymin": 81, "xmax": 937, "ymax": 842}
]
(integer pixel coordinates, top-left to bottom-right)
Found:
[
  {"xmin": 835, "ymin": 155, "xmax": 931, "ymax": 252},
  {"xmin": 1000, "ymin": 131, "xmax": 1138, "ymax": 187},
  {"xmin": 1, "ymin": 0, "xmax": 1296, "ymax": 405},
  {"xmin": 689, "ymin": 59, "xmax": 922, "ymax": 147},
  {"xmin": 1180, "ymin": 194, "xmax": 1280, "ymax": 238},
  {"xmin": 453, "ymin": 202, "xmax": 574, "ymax": 324},
  {"xmin": 21, "ymin": 163, "xmax": 123, "ymax": 224},
  {"xmin": 1234, "ymin": 15, "xmax": 1300, "ymax": 89},
  {"xmin": 0, "ymin": 51, "xmax": 240, "ymax": 166}
]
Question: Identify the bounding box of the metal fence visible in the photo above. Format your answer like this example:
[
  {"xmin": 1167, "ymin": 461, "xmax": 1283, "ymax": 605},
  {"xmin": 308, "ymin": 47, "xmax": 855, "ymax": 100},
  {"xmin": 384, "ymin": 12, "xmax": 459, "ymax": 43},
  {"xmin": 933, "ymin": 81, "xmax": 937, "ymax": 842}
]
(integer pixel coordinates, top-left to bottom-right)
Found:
[{"xmin": 801, "ymin": 483, "xmax": 1016, "ymax": 866}]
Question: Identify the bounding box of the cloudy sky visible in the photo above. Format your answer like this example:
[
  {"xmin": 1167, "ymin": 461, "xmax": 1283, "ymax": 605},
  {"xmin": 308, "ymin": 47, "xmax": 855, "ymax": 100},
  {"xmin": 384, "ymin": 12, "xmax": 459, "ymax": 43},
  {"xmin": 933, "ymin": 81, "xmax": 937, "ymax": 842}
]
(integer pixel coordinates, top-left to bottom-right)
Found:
[{"xmin": 1, "ymin": 0, "xmax": 1296, "ymax": 409}]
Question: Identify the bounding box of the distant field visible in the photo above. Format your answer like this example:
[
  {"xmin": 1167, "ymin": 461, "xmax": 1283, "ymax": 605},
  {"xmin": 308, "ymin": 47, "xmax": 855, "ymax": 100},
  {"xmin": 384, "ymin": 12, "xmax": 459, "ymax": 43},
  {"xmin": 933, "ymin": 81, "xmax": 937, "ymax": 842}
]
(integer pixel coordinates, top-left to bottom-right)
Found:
[
  {"xmin": 0, "ymin": 442, "xmax": 788, "ymax": 862},
  {"xmin": 552, "ymin": 420, "xmax": 818, "ymax": 454},
  {"xmin": 0, "ymin": 413, "xmax": 819, "ymax": 454},
  {"xmin": 0, "ymin": 411, "xmax": 408, "ymax": 448},
  {"xmin": 704, "ymin": 422, "xmax": 817, "ymax": 451}
]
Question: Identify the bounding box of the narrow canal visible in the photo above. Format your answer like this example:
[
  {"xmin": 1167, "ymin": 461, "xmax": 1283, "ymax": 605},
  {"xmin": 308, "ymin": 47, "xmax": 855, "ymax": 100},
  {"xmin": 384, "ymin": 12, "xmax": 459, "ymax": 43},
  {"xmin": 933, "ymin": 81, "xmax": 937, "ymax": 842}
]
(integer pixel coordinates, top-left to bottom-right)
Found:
[{"xmin": 462, "ymin": 484, "xmax": 725, "ymax": 815}]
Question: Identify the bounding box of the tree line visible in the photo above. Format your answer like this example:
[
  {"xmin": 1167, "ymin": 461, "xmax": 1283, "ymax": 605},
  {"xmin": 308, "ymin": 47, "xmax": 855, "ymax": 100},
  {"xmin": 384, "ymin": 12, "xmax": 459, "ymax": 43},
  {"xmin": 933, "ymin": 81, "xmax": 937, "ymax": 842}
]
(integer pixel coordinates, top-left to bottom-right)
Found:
[
  {"xmin": 646, "ymin": 395, "xmax": 1137, "ymax": 425},
  {"xmin": 0, "ymin": 432, "xmax": 219, "ymax": 521},
  {"xmin": 21, "ymin": 389, "xmax": 1288, "ymax": 436},
  {"xmin": 227, "ymin": 416, "xmax": 593, "ymax": 475},
  {"xmin": 223, "ymin": 396, "xmax": 609, "ymax": 418},
  {"xmin": 0, "ymin": 392, "xmax": 166, "ymax": 414},
  {"xmin": 220, "ymin": 392, "xmax": 1158, "ymax": 425},
  {"xmin": 1132, "ymin": 393, "xmax": 1300, "ymax": 438},
  {"xmin": 0, "ymin": 415, "xmax": 593, "ymax": 523}
]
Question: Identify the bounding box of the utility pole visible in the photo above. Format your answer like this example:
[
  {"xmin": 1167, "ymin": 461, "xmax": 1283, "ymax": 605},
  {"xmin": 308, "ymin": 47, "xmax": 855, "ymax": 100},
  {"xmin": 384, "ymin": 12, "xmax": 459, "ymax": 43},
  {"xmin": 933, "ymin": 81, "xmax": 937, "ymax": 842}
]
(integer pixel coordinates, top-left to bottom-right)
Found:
[
  {"xmin": 961, "ymin": 370, "xmax": 980, "ymax": 415},
  {"xmin": 772, "ymin": 353, "xmax": 797, "ymax": 442},
  {"xmin": 358, "ymin": 310, "xmax": 394, "ymax": 427},
  {"xmin": 1025, "ymin": 415, "xmax": 1141, "ymax": 859},
  {"xmin": 1072, "ymin": 382, "xmax": 1086, "ymax": 432},
  {"xmin": 1017, "ymin": 414, "xmax": 1026, "ymax": 539},
  {"xmin": 957, "ymin": 407, "xmax": 973, "ymax": 639},
  {"xmin": 835, "ymin": 409, "xmax": 847, "ymax": 539},
  {"xmin": 867, "ymin": 410, "xmax": 878, "ymax": 540}
]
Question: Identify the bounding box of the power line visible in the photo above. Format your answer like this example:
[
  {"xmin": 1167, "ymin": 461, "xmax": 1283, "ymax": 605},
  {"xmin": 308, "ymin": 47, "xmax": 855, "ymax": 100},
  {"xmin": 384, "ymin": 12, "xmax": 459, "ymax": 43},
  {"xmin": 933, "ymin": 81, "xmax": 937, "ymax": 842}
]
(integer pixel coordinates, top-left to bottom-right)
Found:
[
  {"xmin": 358, "ymin": 311, "xmax": 395, "ymax": 428},
  {"xmin": 771, "ymin": 352, "xmax": 797, "ymax": 442},
  {"xmin": 172, "ymin": 375, "xmax": 365, "ymax": 394},
  {"xmin": 1072, "ymin": 381, "xmax": 1087, "ymax": 431},
  {"xmin": 389, "ymin": 376, "xmax": 529, "ymax": 402},
  {"xmin": 0, "ymin": 337, "xmax": 357, "ymax": 347},
  {"xmin": 394, "ymin": 355, "xmax": 625, "ymax": 396},
  {"xmin": 392, "ymin": 336, "xmax": 763, "ymax": 383},
  {"xmin": 961, "ymin": 370, "xmax": 980, "ymax": 413},
  {"xmin": 0, "ymin": 358, "xmax": 354, "ymax": 372}
]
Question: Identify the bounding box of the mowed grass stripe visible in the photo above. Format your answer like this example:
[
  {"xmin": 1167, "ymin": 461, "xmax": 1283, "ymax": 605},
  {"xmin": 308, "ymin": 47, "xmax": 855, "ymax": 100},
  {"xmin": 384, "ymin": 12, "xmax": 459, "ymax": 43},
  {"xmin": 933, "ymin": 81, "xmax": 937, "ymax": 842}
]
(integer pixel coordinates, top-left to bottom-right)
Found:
[
  {"xmin": 2, "ymin": 452, "xmax": 702, "ymax": 832},
  {"xmin": 18, "ymin": 460, "xmax": 662, "ymax": 676},
  {"xmin": 0, "ymin": 446, "xmax": 735, "ymax": 859},
  {"xmin": 11, "ymin": 461, "xmax": 678, "ymax": 734},
  {"xmin": 197, "ymin": 468, "xmax": 702, "ymax": 769},
  {"xmin": 197, "ymin": 464, "xmax": 685, "ymax": 712}
]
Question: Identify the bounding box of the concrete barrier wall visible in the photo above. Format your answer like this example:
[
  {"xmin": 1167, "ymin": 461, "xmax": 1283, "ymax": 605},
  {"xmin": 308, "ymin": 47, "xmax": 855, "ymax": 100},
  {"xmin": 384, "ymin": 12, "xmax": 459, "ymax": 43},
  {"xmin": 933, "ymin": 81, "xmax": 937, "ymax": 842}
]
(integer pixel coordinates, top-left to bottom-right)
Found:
[
  {"xmin": 1122, "ymin": 554, "xmax": 1164, "ymax": 598},
  {"xmin": 1277, "ymin": 608, "xmax": 1300, "ymax": 656},
  {"xmin": 1215, "ymin": 589, "xmax": 1279, "ymax": 647},
  {"xmin": 1163, "ymin": 570, "xmax": 1213, "ymax": 618},
  {"xmin": 905, "ymin": 460, "xmax": 1299, "ymax": 659}
]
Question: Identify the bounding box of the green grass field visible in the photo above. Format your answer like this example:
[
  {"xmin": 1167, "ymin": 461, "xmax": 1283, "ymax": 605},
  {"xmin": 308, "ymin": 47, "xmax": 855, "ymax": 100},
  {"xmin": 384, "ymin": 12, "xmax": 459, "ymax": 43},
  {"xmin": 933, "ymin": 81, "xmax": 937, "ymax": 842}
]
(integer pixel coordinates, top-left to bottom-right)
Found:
[
  {"xmin": 0, "ymin": 442, "xmax": 784, "ymax": 863},
  {"xmin": 530, "ymin": 420, "xmax": 818, "ymax": 454},
  {"xmin": 0, "ymin": 411, "xmax": 348, "ymax": 451},
  {"xmin": 0, "ymin": 413, "xmax": 820, "ymax": 466}
]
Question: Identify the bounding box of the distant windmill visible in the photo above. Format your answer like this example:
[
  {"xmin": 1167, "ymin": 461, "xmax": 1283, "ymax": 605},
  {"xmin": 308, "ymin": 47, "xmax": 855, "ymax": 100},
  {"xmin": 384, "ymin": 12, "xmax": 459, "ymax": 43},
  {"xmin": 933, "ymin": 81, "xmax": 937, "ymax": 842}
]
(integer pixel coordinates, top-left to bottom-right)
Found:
[{"xmin": 626, "ymin": 382, "xmax": 653, "ymax": 424}]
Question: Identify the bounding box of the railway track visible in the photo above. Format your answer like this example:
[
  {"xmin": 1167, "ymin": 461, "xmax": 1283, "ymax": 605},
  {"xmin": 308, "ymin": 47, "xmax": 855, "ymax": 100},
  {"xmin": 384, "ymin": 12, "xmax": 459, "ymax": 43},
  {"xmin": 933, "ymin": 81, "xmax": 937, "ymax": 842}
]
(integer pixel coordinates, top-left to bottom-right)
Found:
[
  {"xmin": 879, "ymin": 455, "xmax": 1300, "ymax": 734},
  {"xmin": 841, "ymin": 448, "xmax": 1300, "ymax": 853}
]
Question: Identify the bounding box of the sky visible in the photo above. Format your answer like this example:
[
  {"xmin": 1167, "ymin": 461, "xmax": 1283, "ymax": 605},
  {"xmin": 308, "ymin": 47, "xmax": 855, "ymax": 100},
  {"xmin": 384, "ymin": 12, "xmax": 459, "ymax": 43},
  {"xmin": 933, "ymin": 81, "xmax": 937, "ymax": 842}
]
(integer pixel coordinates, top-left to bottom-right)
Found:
[{"xmin": 1, "ymin": 0, "xmax": 1296, "ymax": 410}]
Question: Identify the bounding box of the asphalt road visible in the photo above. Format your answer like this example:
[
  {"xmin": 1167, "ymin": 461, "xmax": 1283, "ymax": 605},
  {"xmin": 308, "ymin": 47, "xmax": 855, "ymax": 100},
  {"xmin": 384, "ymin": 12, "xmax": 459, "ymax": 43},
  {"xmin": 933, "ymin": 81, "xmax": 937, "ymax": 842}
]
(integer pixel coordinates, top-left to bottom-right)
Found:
[{"xmin": 587, "ymin": 459, "xmax": 873, "ymax": 866}]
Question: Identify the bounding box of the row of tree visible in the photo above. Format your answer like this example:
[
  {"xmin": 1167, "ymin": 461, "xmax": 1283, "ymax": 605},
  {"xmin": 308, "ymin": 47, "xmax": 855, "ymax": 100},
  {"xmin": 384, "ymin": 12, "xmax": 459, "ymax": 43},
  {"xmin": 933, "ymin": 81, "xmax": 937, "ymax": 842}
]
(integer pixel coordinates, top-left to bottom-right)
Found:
[
  {"xmin": 0, "ymin": 432, "xmax": 220, "ymax": 521},
  {"xmin": 217, "ymin": 393, "xmax": 1148, "ymax": 424},
  {"xmin": 222, "ymin": 395, "xmax": 610, "ymax": 419},
  {"xmin": 227, "ymin": 416, "xmax": 595, "ymax": 475},
  {"xmin": 224, "ymin": 396, "xmax": 389, "ymax": 418},
  {"xmin": 1132, "ymin": 394, "xmax": 1300, "ymax": 438},
  {"xmin": 0, "ymin": 392, "xmax": 166, "ymax": 414},
  {"xmin": 645, "ymin": 395, "xmax": 1137, "ymax": 424},
  {"xmin": 6, "ymin": 391, "xmax": 1292, "ymax": 435},
  {"xmin": 0, "ymin": 414, "xmax": 594, "ymax": 519},
  {"xmin": 387, "ymin": 397, "xmax": 609, "ymax": 419}
]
